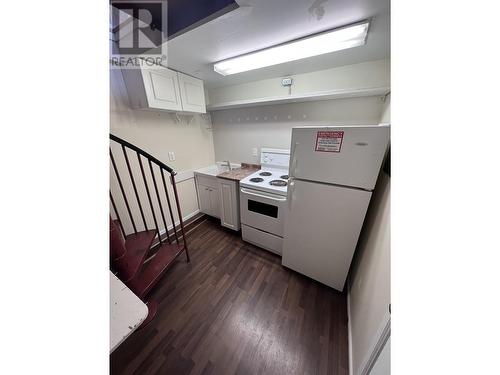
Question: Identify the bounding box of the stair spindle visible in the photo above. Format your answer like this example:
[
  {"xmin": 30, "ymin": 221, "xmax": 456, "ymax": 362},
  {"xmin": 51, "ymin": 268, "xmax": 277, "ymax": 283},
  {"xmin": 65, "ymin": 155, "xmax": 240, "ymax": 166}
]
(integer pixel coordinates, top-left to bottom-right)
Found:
[
  {"xmin": 110, "ymin": 148, "xmax": 137, "ymax": 234},
  {"xmin": 137, "ymin": 152, "xmax": 162, "ymax": 245},
  {"xmin": 170, "ymin": 172, "xmax": 190, "ymax": 262},
  {"xmin": 148, "ymin": 160, "xmax": 171, "ymax": 244},
  {"xmin": 161, "ymin": 168, "xmax": 179, "ymax": 244},
  {"xmin": 122, "ymin": 145, "xmax": 148, "ymax": 231}
]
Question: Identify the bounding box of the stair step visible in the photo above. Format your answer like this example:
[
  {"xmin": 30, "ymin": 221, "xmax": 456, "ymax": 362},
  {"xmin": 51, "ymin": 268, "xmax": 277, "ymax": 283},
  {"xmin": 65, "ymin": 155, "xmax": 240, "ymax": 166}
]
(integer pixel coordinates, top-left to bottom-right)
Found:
[
  {"xmin": 114, "ymin": 230, "xmax": 157, "ymax": 282},
  {"xmin": 110, "ymin": 218, "xmax": 126, "ymax": 261},
  {"xmin": 127, "ymin": 242, "xmax": 185, "ymax": 298},
  {"xmin": 113, "ymin": 219, "xmax": 125, "ymax": 240}
]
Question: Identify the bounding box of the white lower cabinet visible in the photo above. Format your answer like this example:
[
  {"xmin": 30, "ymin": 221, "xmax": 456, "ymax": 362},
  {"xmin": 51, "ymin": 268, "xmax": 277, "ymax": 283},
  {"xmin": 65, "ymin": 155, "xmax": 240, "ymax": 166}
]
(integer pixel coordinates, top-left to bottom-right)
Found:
[
  {"xmin": 219, "ymin": 179, "xmax": 240, "ymax": 231},
  {"xmin": 195, "ymin": 174, "xmax": 220, "ymax": 219},
  {"xmin": 209, "ymin": 186, "xmax": 220, "ymax": 218},
  {"xmin": 197, "ymin": 183, "xmax": 213, "ymax": 215},
  {"xmin": 195, "ymin": 173, "xmax": 240, "ymax": 231}
]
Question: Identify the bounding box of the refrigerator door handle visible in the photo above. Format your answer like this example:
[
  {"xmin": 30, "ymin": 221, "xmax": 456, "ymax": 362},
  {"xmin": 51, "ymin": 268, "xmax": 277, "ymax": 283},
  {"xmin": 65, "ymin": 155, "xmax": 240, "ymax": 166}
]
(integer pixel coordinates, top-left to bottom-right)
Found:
[
  {"xmin": 290, "ymin": 142, "xmax": 299, "ymax": 178},
  {"xmin": 288, "ymin": 178, "xmax": 295, "ymax": 209}
]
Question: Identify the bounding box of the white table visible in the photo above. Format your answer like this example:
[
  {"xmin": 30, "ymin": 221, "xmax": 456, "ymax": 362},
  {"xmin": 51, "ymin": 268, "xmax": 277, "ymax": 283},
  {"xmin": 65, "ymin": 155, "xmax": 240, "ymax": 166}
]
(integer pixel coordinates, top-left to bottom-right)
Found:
[{"xmin": 110, "ymin": 271, "xmax": 148, "ymax": 353}]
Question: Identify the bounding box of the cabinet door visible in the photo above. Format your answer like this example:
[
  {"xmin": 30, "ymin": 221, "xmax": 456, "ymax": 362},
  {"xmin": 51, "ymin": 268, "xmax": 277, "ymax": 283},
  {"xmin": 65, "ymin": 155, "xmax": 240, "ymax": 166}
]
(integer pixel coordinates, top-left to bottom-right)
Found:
[
  {"xmin": 177, "ymin": 72, "xmax": 206, "ymax": 113},
  {"xmin": 209, "ymin": 187, "xmax": 220, "ymax": 219},
  {"xmin": 219, "ymin": 180, "xmax": 240, "ymax": 230},
  {"xmin": 141, "ymin": 66, "xmax": 183, "ymax": 111},
  {"xmin": 197, "ymin": 183, "xmax": 212, "ymax": 215}
]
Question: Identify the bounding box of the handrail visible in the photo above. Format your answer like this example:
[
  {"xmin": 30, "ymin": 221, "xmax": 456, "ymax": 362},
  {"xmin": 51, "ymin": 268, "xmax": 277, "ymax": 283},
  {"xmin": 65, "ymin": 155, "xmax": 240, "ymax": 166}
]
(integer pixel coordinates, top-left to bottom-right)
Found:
[
  {"xmin": 109, "ymin": 132, "xmax": 190, "ymax": 300},
  {"xmin": 110, "ymin": 134, "xmax": 175, "ymax": 175},
  {"xmin": 109, "ymin": 132, "xmax": 188, "ymax": 253}
]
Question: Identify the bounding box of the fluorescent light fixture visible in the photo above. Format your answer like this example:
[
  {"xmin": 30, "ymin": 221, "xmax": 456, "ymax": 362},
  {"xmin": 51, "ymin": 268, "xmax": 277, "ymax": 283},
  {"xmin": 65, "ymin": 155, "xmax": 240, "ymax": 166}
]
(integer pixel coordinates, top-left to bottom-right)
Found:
[{"xmin": 213, "ymin": 20, "xmax": 369, "ymax": 76}]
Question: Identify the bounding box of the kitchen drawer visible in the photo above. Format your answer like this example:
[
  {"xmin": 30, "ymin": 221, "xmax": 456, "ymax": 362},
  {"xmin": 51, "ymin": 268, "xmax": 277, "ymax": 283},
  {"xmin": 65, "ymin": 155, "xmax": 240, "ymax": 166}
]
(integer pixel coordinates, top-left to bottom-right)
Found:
[
  {"xmin": 241, "ymin": 224, "xmax": 283, "ymax": 256},
  {"xmin": 195, "ymin": 174, "xmax": 220, "ymax": 189}
]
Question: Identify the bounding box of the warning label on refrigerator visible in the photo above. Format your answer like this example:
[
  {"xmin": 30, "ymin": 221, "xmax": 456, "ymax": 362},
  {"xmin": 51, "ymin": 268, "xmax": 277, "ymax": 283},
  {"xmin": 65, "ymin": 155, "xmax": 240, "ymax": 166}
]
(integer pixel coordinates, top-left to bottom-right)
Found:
[{"xmin": 315, "ymin": 131, "xmax": 344, "ymax": 152}]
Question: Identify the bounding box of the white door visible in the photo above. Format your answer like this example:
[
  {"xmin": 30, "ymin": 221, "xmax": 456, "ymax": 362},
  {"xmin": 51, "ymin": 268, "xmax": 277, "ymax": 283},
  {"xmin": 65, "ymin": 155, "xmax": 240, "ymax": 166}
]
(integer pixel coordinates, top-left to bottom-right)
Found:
[
  {"xmin": 197, "ymin": 184, "xmax": 212, "ymax": 215},
  {"xmin": 177, "ymin": 72, "xmax": 206, "ymax": 113},
  {"xmin": 209, "ymin": 187, "xmax": 220, "ymax": 218},
  {"xmin": 240, "ymin": 187, "xmax": 287, "ymax": 236},
  {"xmin": 141, "ymin": 66, "xmax": 183, "ymax": 111},
  {"xmin": 282, "ymin": 179, "xmax": 372, "ymax": 291},
  {"xmin": 290, "ymin": 126, "xmax": 390, "ymax": 190},
  {"xmin": 220, "ymin": 180, "xmax": 240, "ymax": 230}
]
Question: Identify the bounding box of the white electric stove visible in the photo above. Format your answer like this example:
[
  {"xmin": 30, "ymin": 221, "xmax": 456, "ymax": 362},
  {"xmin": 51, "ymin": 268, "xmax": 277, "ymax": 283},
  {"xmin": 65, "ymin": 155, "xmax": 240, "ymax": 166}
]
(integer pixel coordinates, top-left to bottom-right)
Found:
[{"xmin": 239, "ymin": 148, "xmax": 290, "ymax": 255}]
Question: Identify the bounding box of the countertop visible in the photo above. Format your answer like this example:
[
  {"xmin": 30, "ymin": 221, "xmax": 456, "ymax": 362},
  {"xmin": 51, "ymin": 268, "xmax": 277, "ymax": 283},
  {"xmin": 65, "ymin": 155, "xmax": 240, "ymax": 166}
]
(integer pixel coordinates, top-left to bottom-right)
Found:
[
  {"xmin": 194, "ymin": 162, "xmax": 241, "ymax": 177},
  {"xmin": 194, "ymin": 162, "xmax": 260, "ymax": 181},
  {"xmin": 217, "ymin": 163, "xmax": 260, "ymax": 181}
]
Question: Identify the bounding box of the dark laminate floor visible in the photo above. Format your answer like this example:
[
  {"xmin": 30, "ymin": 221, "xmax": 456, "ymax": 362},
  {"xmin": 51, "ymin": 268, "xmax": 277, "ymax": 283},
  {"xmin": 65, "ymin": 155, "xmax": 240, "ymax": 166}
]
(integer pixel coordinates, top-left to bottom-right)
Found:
[{"xmin": 111, "ymin": 218, "xmax": 349, "ymax": 375}]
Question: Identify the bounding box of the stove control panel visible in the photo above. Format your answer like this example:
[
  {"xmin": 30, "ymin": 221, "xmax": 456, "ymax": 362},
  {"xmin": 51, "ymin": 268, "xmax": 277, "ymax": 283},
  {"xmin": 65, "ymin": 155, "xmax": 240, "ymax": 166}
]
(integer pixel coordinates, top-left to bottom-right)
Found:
[{"xmin": 260, "ymin": 148, "xmax": 290, "ymax": 168}]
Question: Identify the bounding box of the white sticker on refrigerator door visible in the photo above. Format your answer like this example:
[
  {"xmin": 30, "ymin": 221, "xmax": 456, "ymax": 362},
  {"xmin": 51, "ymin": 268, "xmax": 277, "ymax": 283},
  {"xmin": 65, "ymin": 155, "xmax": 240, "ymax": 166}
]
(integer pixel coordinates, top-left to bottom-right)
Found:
[{"xmin": 315, "ymin": 131, "xmax": 344, "ymax": 152}]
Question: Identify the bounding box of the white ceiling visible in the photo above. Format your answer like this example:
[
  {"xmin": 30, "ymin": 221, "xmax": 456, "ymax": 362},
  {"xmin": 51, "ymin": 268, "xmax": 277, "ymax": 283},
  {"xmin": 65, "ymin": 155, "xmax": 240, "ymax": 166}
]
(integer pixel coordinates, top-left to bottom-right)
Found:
[{"xmin": 165, "ymin": 0, "xmax": 390, "ymax": 89}]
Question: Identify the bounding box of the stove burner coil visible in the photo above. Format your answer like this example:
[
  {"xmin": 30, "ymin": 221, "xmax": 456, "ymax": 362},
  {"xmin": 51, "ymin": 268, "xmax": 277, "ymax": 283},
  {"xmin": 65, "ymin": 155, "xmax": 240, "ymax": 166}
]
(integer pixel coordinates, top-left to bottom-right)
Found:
[
  {"xmin": 250, "ymin": 177, "xmax": 264, "ymax": 183},
  {"xmin": 269, "ymin": 180, "xmax": 287, "ymax": 187},
  {"xmin": 259, "ymin": 172, "xmax": 272, "ymax": 176},
  {"xmin": 280, "ymin": 175, "xmax": 289, "ymax": 180}
]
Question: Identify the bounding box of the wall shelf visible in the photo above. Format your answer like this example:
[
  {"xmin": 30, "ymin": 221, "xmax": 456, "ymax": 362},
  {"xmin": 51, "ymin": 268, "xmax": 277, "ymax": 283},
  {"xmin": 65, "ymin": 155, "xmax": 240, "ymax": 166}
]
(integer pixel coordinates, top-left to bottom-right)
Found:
[{"xmin": 207, "ymin": 87, "xmax": 390, "ymax": 111}]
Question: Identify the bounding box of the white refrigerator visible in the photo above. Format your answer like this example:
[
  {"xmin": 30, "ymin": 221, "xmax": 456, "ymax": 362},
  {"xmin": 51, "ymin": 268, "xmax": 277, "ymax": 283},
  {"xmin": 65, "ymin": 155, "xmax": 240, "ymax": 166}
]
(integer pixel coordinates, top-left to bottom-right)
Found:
[{"xmin": 282, "ymin": 125, "xmax": 390, "ymax": 291}]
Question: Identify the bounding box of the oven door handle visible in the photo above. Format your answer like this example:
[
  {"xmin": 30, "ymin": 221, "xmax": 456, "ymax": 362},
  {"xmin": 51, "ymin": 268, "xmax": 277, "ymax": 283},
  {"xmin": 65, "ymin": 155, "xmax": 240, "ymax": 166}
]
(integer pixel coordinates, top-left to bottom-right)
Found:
[{"xmin": 240, "ymin": 188, "xmax": 287, "ymax": 202}]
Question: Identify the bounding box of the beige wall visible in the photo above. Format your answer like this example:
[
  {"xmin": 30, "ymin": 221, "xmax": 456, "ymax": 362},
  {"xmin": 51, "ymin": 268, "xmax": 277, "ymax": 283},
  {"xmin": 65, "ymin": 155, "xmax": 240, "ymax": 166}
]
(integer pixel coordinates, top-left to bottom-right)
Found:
[
  {"xmin": 208, "ymin": 59, "xmax": 390, "ymax": 106},
  {"xmin": 110, "ymin": 67, "xmax": 215, "ymax": 235},
  {"xmin": 380, "ymin": 93, "xmax": 391, "ymax": 124},
  {"xmin": 210, "ymin": 96, "xmax": 386, "ymax": 163},
  {"xmin": 348, "ymin": 172, "xmax": 390, "ymax": 375},
  {"xmin": 348, "ymin": 100, "xmax": 390, "ymax": 375}
]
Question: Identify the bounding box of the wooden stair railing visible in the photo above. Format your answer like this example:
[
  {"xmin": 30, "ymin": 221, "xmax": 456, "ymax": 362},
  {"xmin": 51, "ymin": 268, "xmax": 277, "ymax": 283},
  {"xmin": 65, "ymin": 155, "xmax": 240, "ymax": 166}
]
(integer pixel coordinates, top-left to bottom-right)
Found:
[{"xmin": 109, "ymin": 134, "xmax": 190, "ymax": 302}]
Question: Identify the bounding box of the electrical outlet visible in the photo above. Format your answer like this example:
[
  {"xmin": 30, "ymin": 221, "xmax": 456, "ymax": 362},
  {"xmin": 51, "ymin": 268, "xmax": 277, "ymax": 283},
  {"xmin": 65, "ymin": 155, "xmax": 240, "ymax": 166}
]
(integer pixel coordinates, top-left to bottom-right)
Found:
[
  {"xmin": 252, "ymin": 148, "xmax": 258, "ymax": 157},
  {"xmin": 168, "ymin": 152, "xmax": 175, "ymax": 161}
]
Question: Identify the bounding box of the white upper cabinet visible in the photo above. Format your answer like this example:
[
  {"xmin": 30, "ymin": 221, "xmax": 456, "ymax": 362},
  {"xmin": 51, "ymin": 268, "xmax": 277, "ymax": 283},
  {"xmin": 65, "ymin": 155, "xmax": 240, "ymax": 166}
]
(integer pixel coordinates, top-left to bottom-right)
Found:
[
  {"xmin": 178, "ymin": 72, "xmax": 207, "ymax": 114},
  {"xmin": 121, "ymin": 64, "xmax": 206, "ymax": 113},
  {"xmin": 141, "ymin": 65, "xmax": 183, "ymax": 111}
]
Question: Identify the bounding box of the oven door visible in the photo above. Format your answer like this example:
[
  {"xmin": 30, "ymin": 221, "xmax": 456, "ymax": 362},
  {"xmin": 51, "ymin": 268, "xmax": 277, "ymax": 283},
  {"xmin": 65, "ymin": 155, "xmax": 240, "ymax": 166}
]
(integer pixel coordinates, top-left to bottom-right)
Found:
[{"xmin": 240, "ymin": 187, "xmax": 287, "ymax": 236}]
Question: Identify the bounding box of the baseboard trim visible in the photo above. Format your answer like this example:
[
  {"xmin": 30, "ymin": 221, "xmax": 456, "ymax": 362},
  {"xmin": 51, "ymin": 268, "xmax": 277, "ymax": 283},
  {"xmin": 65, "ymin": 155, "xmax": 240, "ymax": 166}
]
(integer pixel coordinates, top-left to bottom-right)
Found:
[
  {"xmin": 160, "ymin": 210, "xmax": 205, "ymax": 241},
  {"xmin": 347, "ymin": 286, "xmax": 391, "ymax": 375},
  {"xmin": 360, "ymin": 312, "xmax": 390, "ymax": 375},
  {"xmin": 347, "ymin": 289, "xmax": 353, "ymax": 375},
  {"xmin": 149, "ymin": 210, "xmax": 205, "ymax": 249}
]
